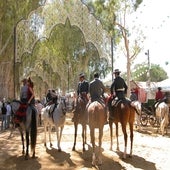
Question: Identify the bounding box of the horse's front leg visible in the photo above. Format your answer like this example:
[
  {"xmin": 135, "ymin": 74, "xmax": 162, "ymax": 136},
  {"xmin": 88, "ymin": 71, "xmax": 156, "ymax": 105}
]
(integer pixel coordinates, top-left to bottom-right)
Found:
[
  {"xmin": 25, "ymin": 131, "xmax": 29, "ymax": 160},
  {"xmin": 57, "ymin": 126, "xmax": 63, "ymax": 152}
]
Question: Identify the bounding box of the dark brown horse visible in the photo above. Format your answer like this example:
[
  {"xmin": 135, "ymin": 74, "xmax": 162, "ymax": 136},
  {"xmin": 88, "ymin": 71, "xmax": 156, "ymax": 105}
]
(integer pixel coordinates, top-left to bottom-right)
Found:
[
  {"xmin": 87, "ymin": 101, "xmax": 106, "ymax": 166},
  {"xmin": 72, "ymin": 96, "xmax": 88, "ymax": 152},
  {"xmin": 109, "ymin": 100, "xmax": 135, "ymax": 159}
]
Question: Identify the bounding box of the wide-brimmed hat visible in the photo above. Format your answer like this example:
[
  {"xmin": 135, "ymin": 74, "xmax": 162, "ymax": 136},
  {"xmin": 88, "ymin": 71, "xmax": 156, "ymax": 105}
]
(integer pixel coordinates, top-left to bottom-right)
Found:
[
  {"xmin": 113, "ymin": 69, "xmax": 121, "ymax": 74},
  {"xmin": 79, "ymin": 73, "xmax": 85, "ymax": 78}
]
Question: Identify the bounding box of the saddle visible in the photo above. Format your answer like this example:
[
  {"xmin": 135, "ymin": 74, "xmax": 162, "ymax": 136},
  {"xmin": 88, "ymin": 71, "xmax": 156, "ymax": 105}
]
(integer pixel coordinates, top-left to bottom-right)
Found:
[{"xmin": 14, "ymin": 103, "xmax": 28, "ymax": 124}]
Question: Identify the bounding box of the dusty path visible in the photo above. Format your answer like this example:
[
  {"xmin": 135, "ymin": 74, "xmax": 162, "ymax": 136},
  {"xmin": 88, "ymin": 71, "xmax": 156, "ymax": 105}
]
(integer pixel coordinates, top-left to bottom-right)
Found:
[{"xmin": 0, "ymin": 114, "xmax": 170, "ymax": 170}]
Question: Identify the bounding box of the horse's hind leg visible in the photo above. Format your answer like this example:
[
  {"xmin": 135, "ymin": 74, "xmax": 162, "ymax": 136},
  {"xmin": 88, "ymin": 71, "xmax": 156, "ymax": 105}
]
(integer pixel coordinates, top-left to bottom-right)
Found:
[
  {"xmin": 72, "ymin": 123, "xmax": 78, "ymax": 151},
  {"xmin": 121, "ymin": 123, "xmax": 128, "ymax": 159},
  {"xmin": 25, "ymin": 131, "xmax": 29, "ymax": 160},
  {"xmin": 129, "ymin": 122, "xmax": 134, "ymax": 157},
  {"xmin": 82, "ymin": 124, "xmax": 86, "ymax": 152},
  {"xmin": 19, "ymin": 130, "xmax": 25, "ymax": 155}
]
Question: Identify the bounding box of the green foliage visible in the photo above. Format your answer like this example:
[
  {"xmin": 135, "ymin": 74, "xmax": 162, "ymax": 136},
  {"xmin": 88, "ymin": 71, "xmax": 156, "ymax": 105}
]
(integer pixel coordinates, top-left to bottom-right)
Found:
[{"xmin": 132, "ymin": 63, "xmax": 168, "ymax": 82}]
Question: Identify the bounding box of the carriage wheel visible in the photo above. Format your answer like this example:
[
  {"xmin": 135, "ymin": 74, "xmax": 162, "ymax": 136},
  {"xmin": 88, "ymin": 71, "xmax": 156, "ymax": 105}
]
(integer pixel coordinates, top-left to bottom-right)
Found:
[
  {"xmin": 148, "ymin": 115, "xmax": 156, "ymax": 126},
  {"xmin": 140, "ymin": 112, "xmax": 148, "ymax": 126}
]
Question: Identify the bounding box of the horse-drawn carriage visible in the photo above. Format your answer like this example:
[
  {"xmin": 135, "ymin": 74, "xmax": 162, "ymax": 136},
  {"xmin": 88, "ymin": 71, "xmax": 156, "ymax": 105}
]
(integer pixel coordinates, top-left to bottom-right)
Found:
[{"xmin": 140, "ymin": 99, "xmax": 157, "ymax": 126}]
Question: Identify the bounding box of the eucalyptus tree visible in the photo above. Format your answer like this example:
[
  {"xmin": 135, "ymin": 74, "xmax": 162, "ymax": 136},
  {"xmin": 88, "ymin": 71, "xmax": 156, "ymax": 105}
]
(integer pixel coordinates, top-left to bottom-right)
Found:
[
  {"xmin": 0, "ymin": 0, "xmax": 45, "ymax": 98},
  {"xmin": 85, "ymin": 0, "xmax": 144, "ymax": 97}
]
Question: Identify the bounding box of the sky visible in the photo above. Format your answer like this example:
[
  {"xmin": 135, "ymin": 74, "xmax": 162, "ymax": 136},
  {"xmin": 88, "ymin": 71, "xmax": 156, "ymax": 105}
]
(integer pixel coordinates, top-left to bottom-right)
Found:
[{"xmin": 114, "ymin": 0, "xmax": 170, "ymax": 78}]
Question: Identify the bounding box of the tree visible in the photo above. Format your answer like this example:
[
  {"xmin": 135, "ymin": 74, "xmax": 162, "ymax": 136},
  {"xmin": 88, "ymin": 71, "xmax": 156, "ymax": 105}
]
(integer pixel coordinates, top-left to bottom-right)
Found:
[
  {"xmin": 131, "ymin": 63, "xmax": 168, "ymax": 82},
  {"xmin": 85, "ymin": 0, "xmax": 144, "ymax": 97}
]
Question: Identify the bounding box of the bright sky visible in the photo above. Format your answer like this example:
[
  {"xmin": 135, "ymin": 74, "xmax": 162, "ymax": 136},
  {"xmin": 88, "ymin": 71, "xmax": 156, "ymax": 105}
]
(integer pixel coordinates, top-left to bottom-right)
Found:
[{"xmin": 114, "ymin": 0, "xmax": 170, "ymax": 78}]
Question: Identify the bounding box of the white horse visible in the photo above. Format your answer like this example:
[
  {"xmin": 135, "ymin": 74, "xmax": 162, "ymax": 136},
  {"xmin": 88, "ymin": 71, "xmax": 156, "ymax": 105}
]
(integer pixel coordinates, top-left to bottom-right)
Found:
[
  {"xmin": 41, "ymin": 98, "xmax": 66, "ymax": 151},
  {"xmin": 155, "ymin": 102, "xmax": 169, "ymax": 136},
  {"xmin": 131, "ymin": 100, "xmax": 142, "ymax": 129}
]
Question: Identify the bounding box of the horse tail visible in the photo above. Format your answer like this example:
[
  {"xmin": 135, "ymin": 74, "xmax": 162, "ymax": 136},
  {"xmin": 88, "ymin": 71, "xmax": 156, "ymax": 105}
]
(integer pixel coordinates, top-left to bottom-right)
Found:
[{"xmin": 31, "ymin": 108, "xmax": 37, "ymax": 151}]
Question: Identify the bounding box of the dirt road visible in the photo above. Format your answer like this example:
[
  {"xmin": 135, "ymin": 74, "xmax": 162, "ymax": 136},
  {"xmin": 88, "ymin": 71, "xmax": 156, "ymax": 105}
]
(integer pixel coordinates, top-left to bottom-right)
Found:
[{"xmin": 0, "ymin": 114, "xmax": 170, "ymax": 170}]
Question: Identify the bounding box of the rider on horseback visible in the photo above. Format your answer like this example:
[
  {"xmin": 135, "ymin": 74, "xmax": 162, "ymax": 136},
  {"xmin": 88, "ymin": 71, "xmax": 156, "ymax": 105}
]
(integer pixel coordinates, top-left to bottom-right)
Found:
[
  {"xmin": 108, "ymin": 69, "xmax": 128, "ymax": 112},
  {"xmin": 15, "ymin": 77, "xmax": 35, "ymax": 126},
  {"xmin": 45, "ymin": 89, "xmax": 58, "ymax": 115},
  {"xmin": 88, "ymin": 72, "xmax": 108, "ymax": 124},
  {"xmin": 72, "ymin": 73, "xmax": 89, "ymax": 122}
]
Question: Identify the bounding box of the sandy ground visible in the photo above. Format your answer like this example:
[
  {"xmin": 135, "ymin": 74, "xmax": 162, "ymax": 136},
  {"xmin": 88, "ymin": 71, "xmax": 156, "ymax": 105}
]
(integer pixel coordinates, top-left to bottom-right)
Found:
[{"xmin": 0, "ymin": 113, "xmax": 170, "ymax": 170}]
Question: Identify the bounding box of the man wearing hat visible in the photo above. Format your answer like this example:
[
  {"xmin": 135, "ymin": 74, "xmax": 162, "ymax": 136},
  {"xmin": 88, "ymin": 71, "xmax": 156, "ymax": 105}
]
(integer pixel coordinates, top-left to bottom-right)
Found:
[
  {"xmin": 108, "ymin": 69, "xmax": 128, "ymax": 112},
  {"xmin": 72, "ymin": 73, "xmax": 89, "ymax": 122},
  {"xmin": 77, "ymin": 73, "xmax": 89, "ymax": 100}
]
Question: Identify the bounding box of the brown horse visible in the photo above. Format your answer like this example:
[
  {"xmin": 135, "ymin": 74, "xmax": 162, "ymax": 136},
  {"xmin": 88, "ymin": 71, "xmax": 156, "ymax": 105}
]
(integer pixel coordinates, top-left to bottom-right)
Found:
[
  {"xmin": 109, "ymin": 100, "xmax": 135, "ymax": 159},
  {"xmin": 72, "ymin": 96, "xmax": 87, "ymax": 152},
  {"xmin": 87, "ymin": 101, "xmax": 106, "ymax": 166}
]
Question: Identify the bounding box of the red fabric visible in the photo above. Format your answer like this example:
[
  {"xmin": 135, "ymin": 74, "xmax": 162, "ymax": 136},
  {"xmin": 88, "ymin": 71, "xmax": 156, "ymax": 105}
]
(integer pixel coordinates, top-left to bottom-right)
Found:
[
  {"xmin": 16, "ymin": 104, "xmax": 27, "ymax": 117},
  {"xmin": 155, "ymin": 91, "xmax": 164, "ymax": 101}
]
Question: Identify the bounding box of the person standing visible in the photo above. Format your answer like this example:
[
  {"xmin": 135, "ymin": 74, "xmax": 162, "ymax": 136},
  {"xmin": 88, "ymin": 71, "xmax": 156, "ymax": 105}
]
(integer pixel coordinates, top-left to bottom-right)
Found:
[
  {"xmin": 6, "ymin": 101, "xmax": 12, "ymax": 129},
  {"xmin": 1, "ymin": 101, "xmax": 7, "ymax": 130}
]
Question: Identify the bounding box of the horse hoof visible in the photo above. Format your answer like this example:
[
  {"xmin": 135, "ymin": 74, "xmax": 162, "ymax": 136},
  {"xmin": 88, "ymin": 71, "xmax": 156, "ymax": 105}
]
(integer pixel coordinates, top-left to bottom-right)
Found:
[
  {"xmin": 58, "ymin": 148, "xmax": 62, "ymax": 152},
  {"xmin": 83, "ymin": 148, "xmax": 86, "ymax": 152},
  {"xmin": 72, "ymin": 146, "xmax": 75, "ymax": 151}
]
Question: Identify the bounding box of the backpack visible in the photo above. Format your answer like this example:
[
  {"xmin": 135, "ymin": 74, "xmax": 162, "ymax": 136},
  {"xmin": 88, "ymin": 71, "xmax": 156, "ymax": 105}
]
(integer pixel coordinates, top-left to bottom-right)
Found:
[{"xmin": 1, "ymin": 103, "xmax": 7, "ymax": 115}]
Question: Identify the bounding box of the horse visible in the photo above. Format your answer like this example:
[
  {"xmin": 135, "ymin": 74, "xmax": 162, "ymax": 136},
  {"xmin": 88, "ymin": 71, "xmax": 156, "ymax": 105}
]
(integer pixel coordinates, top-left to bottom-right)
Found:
[
  {"xmin": 155, "ymin": 102, "xmax": 169, "ymax": 136},
  {"xmin": 109, "ymin": 100, "xmax": 136, "ymax": 159},
  {"xmin": 41, "ymin": 97, "xmax": 66, "ymax": 151},
  {"xmin": 10, "ymin": 100, "xmax": 38, "ymax": 160},
  {"xmin": 87, "ymin": 101, "xmax": 106, "ymax": 166},
  {"xmin": 72, "ymin": 96, "xmax": 87, "ymax": 152},
  {"xmin": 131, "ymin": 100, "xmax": 142, "ymax": 129}
]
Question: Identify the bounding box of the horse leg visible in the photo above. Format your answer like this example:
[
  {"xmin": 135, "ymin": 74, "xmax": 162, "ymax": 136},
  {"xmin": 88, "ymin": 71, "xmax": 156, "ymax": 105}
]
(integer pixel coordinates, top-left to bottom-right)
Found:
[
  {"xmin": 109, "ymin": 121, "xmax": 113, "ymax": 150},
  {"xmin": 44, "ymin": 123, "xmax": 47, "ymax": 147},
  {"xmin": 19, "ymin": 129, "xmax": 25, "ymax": 155},
  {"xmin": 121, "ymin": 123, "xmax": 127, "ymax": 159},
  {"xmin": 98, "ymin": 126, "xmax": 104, "ymax": 165},
  {"xmin": 25, "ymin": 131, "xmax": 29, "ymax": 160},
  {"xmin": 49, "ymin": 125, "xmax": 53, "ymax": 147},
  {"xmin": 129, "ymin": 122, "xmax": 134, "ymax": 157},
  {"xmin": 115, "ymin": 123, "xmax": 119, "ymax": 151},
  {"xmin": 90, "ymin": 126, "xmax": 96, "ymax": 166},
  {"xmin": 57, "ymin": 126, "xmax": 63, "ymax": 152},
  {"xmin": 82, "ymin": 124, "xmax": 86, "ymax": 152},
  {"xmin": 72, "ymin": 123, "xmax": 78, "ymax": 151}
]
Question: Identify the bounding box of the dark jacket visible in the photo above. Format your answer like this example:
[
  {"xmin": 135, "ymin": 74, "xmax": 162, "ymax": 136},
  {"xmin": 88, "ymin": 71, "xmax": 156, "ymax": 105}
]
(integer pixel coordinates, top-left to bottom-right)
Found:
[
  {"xmin": 111, "ymin": 76, "xmax": 127, "ymax": 94},
  {"xmin": 110, "ymin": 76, "xmax": 128, "ymax": 100},
  {"xmin": 77, "ymin": 80, "xmax": 89, "ymax": 96},
  {"xmin": 89, "ymin": 78, "xmax": 105, "ymax": 101}
]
